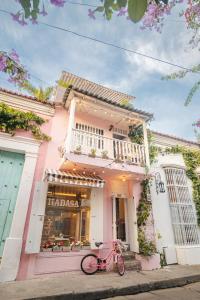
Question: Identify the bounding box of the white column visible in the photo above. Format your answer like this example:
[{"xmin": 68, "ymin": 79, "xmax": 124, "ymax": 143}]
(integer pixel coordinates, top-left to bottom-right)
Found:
[
  {"xmin": 0, "ymin": 152, "xmax": 38, "ymax": 282},
  {"xmin": 128, "ymin": 182, "xmax": 140, "ymax": 252},
  {"xmin": 143, "ymin": 121, "xmax": 150, "ymax": 168},
  {"xmin": 65, "ymin": 97, "xmax": 76, "ymax": 154}
]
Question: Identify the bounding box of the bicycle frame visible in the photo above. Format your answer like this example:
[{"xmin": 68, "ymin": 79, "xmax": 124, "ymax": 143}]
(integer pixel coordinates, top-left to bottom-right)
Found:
[{"xmin": 96, "ymin": 241, "xmax": 122, "ymax": 271}]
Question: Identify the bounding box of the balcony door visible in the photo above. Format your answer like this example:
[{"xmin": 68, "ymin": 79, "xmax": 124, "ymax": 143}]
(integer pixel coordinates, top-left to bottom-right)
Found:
[{"xmin": 112, "ymin": 196, "xmax": 128, "ymax": 243}]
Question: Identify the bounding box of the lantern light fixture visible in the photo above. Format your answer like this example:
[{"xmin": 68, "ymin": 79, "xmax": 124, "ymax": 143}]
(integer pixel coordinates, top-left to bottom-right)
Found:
[{"xmin": 155, "ymin": 172, "xmax": 165, "ymax": 194}]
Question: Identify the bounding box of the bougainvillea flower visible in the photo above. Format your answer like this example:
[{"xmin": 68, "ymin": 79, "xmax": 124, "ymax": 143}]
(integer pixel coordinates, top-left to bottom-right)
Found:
[
  {"xmin": 50, "ymin": 0, "xmax": 66, "ymax": 7},
  {"xmin": 31, "ymin": 18, "xmax": 38, "ymax": 25},
  {"xmin": 117, "ymin": 7, "xmax": 127, "ymax": 17},
  {"xmin": 10, "ymin": 12, "xmax": 21, "ymax": 23},
  {"xmin": 88, "ymin": 9, "xmax": 96, "ymax": 20},
  {"xmin": 0, "ymin": 55, "xmax": 7, "ymax": 71},
  {"xmin": 196, "ymin": 120, "xmax": 200, "ymax": 128},
  {"xmin": 9, "ymin": 49, "xmax": 20, "ymax": 64}
]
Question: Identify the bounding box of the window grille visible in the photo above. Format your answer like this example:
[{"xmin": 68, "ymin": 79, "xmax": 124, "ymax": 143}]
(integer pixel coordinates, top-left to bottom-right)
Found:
[
  {"xmin": 164, "ymin": 167, "xmax": 199, "ymax": 246},
  {"xmin": 76, "ymin": 123, "xmax": 104, "ymax": 136}
]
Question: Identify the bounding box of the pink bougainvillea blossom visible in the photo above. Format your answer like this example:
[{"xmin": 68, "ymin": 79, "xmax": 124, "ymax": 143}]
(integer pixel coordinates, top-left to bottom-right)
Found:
[
  {"xmin": 88, "ymin": 9, "xmax": 96, "ymax": 20},
  {"xmin": 196, "ymin": 120, "xmax": 200, "ymax": 128},
  {"xmin": 117, "ymin": 7, "xmax": 127, "ymax": 17},
  {"xmin": 50, "ymin": 0, "xmax": 66, "ymax": 7},
  {"xmin": 0, "ymin": 55, "xmax": 7, "ymax": 72},
  {"xmin": 0, "ymin": 50, "xmax": 29, "ymax": 87},
  {"xmin": 9, "ymin": 49, "xmax": 20, "ymax": 64}
]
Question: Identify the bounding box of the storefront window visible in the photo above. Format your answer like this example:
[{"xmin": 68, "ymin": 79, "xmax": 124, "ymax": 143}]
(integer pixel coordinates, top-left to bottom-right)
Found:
[{"xmin": 41, "ymin": 184, "xmax": 91, "ymax": 252}]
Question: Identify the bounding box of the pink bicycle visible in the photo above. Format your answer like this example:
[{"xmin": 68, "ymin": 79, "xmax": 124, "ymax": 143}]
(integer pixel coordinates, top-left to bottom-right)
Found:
[{"xmin": 80, "ymin": 241, "xmax": 125, "ymax": 276}]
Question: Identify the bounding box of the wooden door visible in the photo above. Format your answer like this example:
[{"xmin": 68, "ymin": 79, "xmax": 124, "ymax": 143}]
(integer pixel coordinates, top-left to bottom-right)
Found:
[{"xmin": 0, "ymin": 150, "xmax": 25, "ymax": 256}]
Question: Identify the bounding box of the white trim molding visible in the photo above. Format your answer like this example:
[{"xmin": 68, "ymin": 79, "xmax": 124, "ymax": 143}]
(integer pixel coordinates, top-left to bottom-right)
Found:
[{"xmin": 0, "ymin": 133, "xmax": 40, "ymax": 282}]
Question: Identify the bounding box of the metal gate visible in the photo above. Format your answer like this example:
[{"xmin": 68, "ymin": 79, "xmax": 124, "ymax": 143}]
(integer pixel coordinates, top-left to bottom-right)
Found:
[{"xmin": 0, "ymin": 150, "xmax": 25, "ymax": 256}]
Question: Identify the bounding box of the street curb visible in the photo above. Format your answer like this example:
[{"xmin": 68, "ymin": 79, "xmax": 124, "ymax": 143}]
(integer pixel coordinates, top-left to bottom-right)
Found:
[{"xmin": 27, "ymin": 274, "xmax": 200, "ymax": 300}]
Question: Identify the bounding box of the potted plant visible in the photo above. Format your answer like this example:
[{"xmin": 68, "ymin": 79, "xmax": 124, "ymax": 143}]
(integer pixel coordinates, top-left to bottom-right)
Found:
[
  {"xmin": 126, "ymin": 156, "xmax": 134, "ymax": 165},
  {"xmin": 114, "ymin": 155, "xmax": 123, "ymax": 163},
  {"xmin": 101, "ymin": 150, "xmax": 109, "ymax": 159},
  {"xmin": 82, "ymin": 240, "xmax": 91, "ymax": 250},
  {"xmin": 89, "ymin": 148, "xmax": 96, "ymax": 158},
  {"xmin": 74, "ymin": 145, "xmax": 82, "ymax": 155},
  {"xmin": 71, "ymin": 241, "xmax": 82, "ymax": 251}
]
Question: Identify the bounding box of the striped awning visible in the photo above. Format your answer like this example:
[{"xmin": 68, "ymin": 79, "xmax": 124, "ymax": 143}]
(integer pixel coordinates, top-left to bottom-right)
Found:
[{"xmin": 45, "ymin": 169, "xmax": 105, "ymax": 188}]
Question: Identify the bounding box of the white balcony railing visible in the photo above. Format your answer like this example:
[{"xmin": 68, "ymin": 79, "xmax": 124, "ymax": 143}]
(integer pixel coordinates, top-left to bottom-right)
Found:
[{"xmin": 70, "ymin": 129, "xmax": 146, "ymax": 166}]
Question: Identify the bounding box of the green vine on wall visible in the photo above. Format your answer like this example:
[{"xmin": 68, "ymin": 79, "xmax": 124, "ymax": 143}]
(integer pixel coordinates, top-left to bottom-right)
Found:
[
  {"xmin": 137, "ymin": 179, "xmax": 156, "ymax": 256},
  {"xmin": 0, "ymin": 102, "xmax": 51, "ymax": 141},
  {"xmin": 128, "ymin": 124, "xmax": 144, "ymax": 145},
  {"xmin": 165, "ymin": 145, "xmax": 200, "ymax": 225}
]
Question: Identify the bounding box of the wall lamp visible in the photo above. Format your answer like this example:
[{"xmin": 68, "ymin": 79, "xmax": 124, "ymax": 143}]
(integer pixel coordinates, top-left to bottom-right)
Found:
[{"xmin": 155, "ymin": 172, "xmax": 165, "ymax": 194}]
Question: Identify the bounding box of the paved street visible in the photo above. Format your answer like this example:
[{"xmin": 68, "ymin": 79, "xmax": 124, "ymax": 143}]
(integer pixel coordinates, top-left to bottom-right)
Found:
[
  {"xmin": 107, "ymin": 282, "xmax": 200, "ymax": 300},
  {"xmin": 1, "ymin": 265, "xmax": 200, "ymax": 299}
]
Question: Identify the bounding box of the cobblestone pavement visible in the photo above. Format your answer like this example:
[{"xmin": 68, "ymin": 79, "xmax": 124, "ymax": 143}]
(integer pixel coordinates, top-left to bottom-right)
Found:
[{"xmin": 106, "ymin": 282, "xmax": 200, "ymax": 300}]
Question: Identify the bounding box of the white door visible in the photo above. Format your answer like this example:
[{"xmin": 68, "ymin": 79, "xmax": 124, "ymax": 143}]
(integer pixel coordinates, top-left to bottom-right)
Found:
[{"xmin": 112, "ymin": 197, "xmax": 128, "ymax": 243}]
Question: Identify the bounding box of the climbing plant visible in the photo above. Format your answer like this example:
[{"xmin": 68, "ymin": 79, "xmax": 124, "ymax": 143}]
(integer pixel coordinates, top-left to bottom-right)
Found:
[
  {"xmin": 165, "ymin": 145, "xmax": 200, "ymax": 225},
  {"xmin": 0, "ymin": 102, "xmax": 51, "ymax": 141},
  {"xmin": 137, "ymin": 179, "xmax": 157, "ymax": 256},
  {"xmin": 128, "ymin": 124, "xmax": 144, "ymax": 145}
]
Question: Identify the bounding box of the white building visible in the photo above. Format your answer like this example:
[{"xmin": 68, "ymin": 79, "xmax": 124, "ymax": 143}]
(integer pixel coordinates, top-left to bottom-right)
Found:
[{"xmin": 150, "ymin": 130, "xmax": 200, "ymax": 266}]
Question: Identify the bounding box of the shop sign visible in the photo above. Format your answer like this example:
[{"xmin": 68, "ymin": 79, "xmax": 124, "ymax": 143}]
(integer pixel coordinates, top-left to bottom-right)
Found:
[{"xmin": 47, "ymin": 197, "xmax": 79, "ymax": 208}]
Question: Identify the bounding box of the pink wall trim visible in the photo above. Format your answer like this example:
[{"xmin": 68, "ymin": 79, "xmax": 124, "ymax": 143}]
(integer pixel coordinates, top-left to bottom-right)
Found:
[{"xmin": 135, "ymin": 253, "xmax": 160, "ymax": 271}]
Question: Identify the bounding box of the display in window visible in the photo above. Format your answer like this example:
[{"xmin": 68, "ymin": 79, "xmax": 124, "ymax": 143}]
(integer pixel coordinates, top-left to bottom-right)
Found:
[{"xmin": 41, "ymin": 185, "xmax": 91, "ymax": 252}]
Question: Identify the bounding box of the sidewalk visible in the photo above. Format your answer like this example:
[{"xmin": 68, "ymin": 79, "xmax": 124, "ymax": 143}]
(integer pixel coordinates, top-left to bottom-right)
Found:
[{"xmin": 1, "ymin": 265, "xmax": 200, "ymax": 300}]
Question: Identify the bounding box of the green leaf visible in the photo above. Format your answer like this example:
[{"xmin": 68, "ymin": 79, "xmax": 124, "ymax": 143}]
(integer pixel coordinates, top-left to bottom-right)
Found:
[
  {"xmin": 104, "ymin": 0, "xmax": 114, "ymax": 9},
  {"xmin": 117, "ymin": 0, "xmax": 127, "ymax": 8},
  {"xmin": 105, "ymin": 7, "xmax": 113, "ymax": 20},
  {"xmin": 112, "ymin": 3, "xmax": 120, "ymax": 11},
  {"xmin": 33, "ymin": 0, "xmax": 40, "ymax": 13},
  {"xmin": 19, "ymin": 0, "xmax": 31, "ymax": 19},
  {"xmin": 95, "ymin": 6, "xmax": 105, "ymax": 12},
  {"xmin": 128, "ymin": 0, "xmax": 147, "ymax": 23}
]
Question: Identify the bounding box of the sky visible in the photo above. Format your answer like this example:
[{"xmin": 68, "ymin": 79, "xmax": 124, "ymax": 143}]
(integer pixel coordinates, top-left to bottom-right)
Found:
[{"xmin": 0, "ymin": 1, "xmax": 199, "ymax": 141}]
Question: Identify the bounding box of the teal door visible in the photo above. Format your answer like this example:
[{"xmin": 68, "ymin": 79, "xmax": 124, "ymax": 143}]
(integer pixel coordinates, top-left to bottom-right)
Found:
[{"xmin": 0, "ymin": 150, "xmax": 25, "ymax": 256}]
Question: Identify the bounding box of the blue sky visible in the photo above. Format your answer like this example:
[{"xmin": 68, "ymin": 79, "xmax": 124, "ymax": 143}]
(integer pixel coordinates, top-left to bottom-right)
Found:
[{"xmin": 0, "ymin": 1, "xmax": 199, "ymax": 141}]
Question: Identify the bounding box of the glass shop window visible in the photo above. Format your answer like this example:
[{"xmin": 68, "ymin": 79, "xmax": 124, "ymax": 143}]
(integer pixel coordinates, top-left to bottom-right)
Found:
[{"xmin": 41, "ymin": 184, "xmax": 91, "ymax": 252}]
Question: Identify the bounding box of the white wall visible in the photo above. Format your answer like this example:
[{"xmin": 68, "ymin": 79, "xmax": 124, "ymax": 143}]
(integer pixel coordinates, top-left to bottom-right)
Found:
[{"xmin": 150, "ymin": 153, "xmax": 186, "ymax": 263}]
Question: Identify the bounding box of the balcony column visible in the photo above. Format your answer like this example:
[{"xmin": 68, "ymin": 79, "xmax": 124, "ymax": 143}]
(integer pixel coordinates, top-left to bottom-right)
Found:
[
  {"xmin": 142, "ymin": 121, "xmax": 150, "ymax": 168},
  {"xmin": 65, "ymin": 97, "xmax": 76, "ymax": 154}
]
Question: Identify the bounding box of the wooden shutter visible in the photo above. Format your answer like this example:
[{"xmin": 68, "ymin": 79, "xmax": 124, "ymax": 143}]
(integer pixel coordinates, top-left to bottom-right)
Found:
[
  {"xmin": 25, "ymin": 181, "xmax": 48, "ymax": 253},
  {"xmin": 90, "ymin": 188, "xmax": 104, "ymax": 249}
]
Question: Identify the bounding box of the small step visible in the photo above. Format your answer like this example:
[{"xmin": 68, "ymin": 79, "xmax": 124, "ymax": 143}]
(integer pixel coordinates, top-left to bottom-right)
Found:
[
  {"xmin": 124, "ymin": 259, "xmax": 141, "ymax": 271},
  {"xmin": 122, "ymin": 251, "xmax": 135, "ymax": 261}
]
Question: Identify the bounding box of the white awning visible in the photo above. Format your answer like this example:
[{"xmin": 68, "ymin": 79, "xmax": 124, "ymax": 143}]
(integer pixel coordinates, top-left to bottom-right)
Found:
[{"xmin": 45, "ymin": 169, "xmax": 105, "ymax": 188}]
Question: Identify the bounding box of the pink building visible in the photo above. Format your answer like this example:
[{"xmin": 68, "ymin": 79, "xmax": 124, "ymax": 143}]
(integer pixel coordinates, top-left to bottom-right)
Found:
[{"xmin": 0, "ymin": 72, "xmax": 160, "ymax": 282}]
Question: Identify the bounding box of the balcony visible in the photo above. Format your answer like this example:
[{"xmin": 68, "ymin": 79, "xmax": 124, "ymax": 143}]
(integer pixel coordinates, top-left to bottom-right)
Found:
[{"xmin": 69, "ymin": 129, "xmax": 146, "ymax": 166}]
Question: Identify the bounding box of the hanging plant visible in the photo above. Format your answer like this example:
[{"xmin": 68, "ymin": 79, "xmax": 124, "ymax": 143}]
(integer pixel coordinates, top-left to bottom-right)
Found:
[
  {"xmin": 0, "ymin": 102, "xmax": 51, "ymax": 141},
  {"xmin": 128, "ymin": 124, "xmax": 144, "ymax": 145}
]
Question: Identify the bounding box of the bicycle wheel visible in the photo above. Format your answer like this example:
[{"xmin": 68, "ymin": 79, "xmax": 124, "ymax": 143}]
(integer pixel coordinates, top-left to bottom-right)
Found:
[
  {"xmin": 117, "ymin": 255, "xmax": 125, "ymax": 276},
  {"xmin": 81, "ymin": 254, "xmax": 98, "ymax": 275}
]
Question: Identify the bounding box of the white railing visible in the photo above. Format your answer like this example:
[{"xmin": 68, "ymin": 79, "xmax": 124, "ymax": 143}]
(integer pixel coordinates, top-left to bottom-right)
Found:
[{"xmin": 70, "ymin": 129, "xmax": 146, "ymax": 166}]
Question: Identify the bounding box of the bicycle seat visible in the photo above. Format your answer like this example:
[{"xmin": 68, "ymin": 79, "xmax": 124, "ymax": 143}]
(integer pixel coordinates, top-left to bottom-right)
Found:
[{"xmin": 95, "ymin": 242, "xmax": 103, "ymax": 248}]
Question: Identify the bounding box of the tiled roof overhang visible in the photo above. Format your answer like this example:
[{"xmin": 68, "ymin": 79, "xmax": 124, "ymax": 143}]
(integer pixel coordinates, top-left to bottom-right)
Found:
[
  {"xmin": 0, "ymin": 87, "xmax": 54, "ymax": 107},
  {"xmin": 61, "ymin": 71, "xmax": 134, "ymax": 105},
  {"xmin": 64, "ymin": 87, "xmax": 153, "ymax": 121},
  {"xmin": 45, "ymin": 169, "xmax": 105, "ymax": 188}
]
